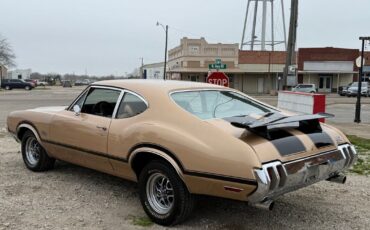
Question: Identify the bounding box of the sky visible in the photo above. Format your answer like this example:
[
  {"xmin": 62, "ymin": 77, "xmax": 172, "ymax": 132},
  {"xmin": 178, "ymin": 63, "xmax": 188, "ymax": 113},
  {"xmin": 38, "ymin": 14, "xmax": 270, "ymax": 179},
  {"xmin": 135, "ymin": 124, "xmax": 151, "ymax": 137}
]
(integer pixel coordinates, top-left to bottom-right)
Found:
[{"xmin": 0, "ymin": 0, "xmax": 369, "ymax": 76}]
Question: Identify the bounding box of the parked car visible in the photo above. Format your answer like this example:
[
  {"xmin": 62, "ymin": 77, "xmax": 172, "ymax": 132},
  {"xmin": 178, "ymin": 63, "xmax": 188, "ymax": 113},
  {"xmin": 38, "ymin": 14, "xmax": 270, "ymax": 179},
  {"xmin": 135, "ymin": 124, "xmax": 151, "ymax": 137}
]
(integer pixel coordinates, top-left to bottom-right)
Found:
[
  {"xmin": 292, "ymin": 84, "xmax": 317, "ymax": 93},
  {"xmin": 1, "ymin": 79, "xmax": 34, "ymax": 90},
  {"xmin": 338, "ymin": 83, "xmax": 352, "ymax": 96},
  {"xmin": 24, "ymin": 79, "xmax": 37, "ymax": 87},
  {"xmin": 62, "ymin": 80, "xmax": 72, "ymax": 88},
  {"xmin": 7, "ymin": 80, "xmax": 357, "ymax": 226},
  {"xmin": 75, "ymin": 79, "xmax": 91, "ymax": 86},
  {"xmin": 346, "ymin": 82, "xmax": 369, "ymax": 97},
  {"xmin": 37, "ymin": 81, "xmax": 49, "ymax": 86}
]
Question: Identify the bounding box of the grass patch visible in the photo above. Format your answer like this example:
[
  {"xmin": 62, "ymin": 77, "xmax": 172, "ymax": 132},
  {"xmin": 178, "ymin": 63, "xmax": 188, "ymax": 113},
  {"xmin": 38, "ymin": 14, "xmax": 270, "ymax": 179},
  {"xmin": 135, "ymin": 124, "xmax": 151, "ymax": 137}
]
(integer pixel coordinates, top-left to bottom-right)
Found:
[
  {"xmin": 128, "ymin": 215, "xmax": 153, "ymax": 227},
  {"xmin": 347, "ymin": 135, "xmax": 370, "ymax": 175}
]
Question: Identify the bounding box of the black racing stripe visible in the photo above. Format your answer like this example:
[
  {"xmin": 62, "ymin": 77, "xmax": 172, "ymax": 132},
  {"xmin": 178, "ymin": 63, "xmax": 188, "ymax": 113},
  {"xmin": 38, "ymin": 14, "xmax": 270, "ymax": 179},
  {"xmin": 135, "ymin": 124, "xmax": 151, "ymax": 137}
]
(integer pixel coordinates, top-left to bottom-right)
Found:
[
  {"xmin": 267, "ymin": 129, "xmax": 306, "ymax": 156},
  {"xmin": 45, "ymin": 140, "xmax": 257, "ymax": 186},
  {"xmin": 43, "ymin": 140, "xmax": 129, "ymax": 163},
  {"xmin": 271, "ymin": 135, "xmax": 306, "ymax": 156},
  {"xmin": 185, "ymin": 171, "xmax": 258, "ymax": 186},
  {"xmin": 18, "ymin": 123, "xmax": 257, "ymax": 186},
  {"xmin": 306, "ymin": 132, "xmax": 334, "ymax": 149}
]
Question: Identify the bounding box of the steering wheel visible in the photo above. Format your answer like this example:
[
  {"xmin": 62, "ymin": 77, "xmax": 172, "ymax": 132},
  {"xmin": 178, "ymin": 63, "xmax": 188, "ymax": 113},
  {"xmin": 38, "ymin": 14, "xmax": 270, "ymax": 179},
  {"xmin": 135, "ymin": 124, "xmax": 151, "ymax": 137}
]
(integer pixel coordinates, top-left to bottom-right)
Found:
[{"xmin": 92, "ymin": 101, "xmax": 112, "ymax": 117}]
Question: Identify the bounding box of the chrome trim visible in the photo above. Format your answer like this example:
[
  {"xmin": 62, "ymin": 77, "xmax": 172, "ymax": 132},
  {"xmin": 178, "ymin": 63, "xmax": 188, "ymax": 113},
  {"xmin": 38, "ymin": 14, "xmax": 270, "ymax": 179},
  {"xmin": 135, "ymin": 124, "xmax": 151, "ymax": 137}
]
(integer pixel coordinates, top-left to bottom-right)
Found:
[
  {"xmin": 17, "ymin": 124, "xmax": 42, "ymax": 143},
  {"xmin": 248, "ymin": 144, "xmax": 357, "ymax": 204},
  {"xmin": 112, "ymin": 91, "xmax": 125, "ymax": 119},
  {"xmin": 67, "ymin": 85, "xmax": 149, "ymax": 120}
]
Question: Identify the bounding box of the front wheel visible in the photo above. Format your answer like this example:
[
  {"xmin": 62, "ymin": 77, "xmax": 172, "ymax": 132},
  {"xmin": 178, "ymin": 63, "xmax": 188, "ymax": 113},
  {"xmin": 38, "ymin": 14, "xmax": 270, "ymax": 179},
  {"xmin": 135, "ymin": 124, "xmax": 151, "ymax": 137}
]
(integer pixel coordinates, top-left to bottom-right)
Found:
[
  {"xmin": 21, "ymin": 130, "xmax": 55, "ymax": 171},
  {"xmin": 138, "ymin": 161, "xmax": 195, "ymax": 226}
]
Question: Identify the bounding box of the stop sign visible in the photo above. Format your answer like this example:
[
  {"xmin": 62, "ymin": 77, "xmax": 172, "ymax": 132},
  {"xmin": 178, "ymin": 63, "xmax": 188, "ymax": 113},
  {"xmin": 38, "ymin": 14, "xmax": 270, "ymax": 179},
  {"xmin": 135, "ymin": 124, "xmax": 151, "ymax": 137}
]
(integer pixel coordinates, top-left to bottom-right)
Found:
[{"xmin": 206, "ymin": 72, "xmax": 229, "ymax": 87}]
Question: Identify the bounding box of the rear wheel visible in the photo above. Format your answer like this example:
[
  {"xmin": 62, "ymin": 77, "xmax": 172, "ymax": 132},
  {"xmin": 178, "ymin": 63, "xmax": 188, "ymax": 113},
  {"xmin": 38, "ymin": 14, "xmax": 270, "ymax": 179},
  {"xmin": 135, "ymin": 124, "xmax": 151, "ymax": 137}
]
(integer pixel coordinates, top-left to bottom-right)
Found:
[
  {"xmin": 21, "ymin": 131, "xmax": 55, "ymax": 171},
  {"xmin": 25, "ymin": 86, "xmax": 31, "ymax": 90},
  {"xmin": 138, "ymin": 161, "xmax": 195, "ymax": 226},
  {"xmin": 5, "ymin": 85, "xmax": 11, "ymax": 90}
]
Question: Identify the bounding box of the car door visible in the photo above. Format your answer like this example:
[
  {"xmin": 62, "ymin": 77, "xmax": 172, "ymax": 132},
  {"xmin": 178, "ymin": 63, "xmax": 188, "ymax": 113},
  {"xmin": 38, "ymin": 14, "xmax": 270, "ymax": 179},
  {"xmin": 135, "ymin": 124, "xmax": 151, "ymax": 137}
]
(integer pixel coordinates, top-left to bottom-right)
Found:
[
  {"xmin": 48, "ymin": 86, "xmax": 123, "ymax": 173},
  {"xmin": 107, "ymin": 91, "xmax": 149, "ymax": 180}
]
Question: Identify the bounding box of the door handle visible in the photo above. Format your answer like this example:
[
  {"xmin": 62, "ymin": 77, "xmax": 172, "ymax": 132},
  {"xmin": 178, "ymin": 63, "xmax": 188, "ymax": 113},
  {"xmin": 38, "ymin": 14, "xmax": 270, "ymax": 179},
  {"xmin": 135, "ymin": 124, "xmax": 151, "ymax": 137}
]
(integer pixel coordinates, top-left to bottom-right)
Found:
[{"xmin": 96, "ymin": 126, "xmax": 107, "ymax": 131}]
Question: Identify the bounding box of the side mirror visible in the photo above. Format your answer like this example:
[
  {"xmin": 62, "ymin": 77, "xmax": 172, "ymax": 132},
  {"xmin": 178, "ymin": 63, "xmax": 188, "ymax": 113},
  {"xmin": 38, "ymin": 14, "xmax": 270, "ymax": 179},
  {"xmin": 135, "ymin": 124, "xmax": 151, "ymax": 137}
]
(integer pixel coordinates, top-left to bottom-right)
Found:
[{"xmin": 73, "ymin": 105, "xmax": 81, "ymax": 116}]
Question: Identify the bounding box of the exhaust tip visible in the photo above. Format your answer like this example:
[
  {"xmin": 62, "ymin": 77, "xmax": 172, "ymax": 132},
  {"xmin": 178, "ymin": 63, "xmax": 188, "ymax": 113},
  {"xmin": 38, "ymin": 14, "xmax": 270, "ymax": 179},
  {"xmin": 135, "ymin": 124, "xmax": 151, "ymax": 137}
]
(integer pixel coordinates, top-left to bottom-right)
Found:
[
  {"xmin": 327, "ymin": 174, "xmax": 346, "ymax": 184},
  {"xmin": 268, "ymin": 201, "xmax": 275, "ymax": 211}
]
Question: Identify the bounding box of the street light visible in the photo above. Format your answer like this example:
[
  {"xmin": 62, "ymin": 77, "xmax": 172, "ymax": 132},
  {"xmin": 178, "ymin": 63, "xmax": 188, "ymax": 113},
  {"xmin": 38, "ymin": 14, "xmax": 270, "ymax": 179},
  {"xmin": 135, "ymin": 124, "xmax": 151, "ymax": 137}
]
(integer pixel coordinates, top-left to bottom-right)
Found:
[
  {"xmin": 156, "ymin": 22, "xmax": 168, "ymax": 80},
  {"xmin": 354, "ymin": 36, "xmax": 370, "ymax": 123}
]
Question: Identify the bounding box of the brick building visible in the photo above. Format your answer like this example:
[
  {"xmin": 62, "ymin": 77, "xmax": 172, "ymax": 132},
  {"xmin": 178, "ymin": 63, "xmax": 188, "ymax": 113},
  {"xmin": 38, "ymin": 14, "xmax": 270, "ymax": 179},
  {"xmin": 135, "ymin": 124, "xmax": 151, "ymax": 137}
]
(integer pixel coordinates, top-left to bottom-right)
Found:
[
  {"xmin": 297, "ymin": 48, "xmax": 359, "ymax": 93},
  {"xmin": 154, "ymin": 37, "xmax": 370, "ymax": 94},
  {"xmin": 234, "ymin": 50, "xmax": 288, "ymax": 94}
]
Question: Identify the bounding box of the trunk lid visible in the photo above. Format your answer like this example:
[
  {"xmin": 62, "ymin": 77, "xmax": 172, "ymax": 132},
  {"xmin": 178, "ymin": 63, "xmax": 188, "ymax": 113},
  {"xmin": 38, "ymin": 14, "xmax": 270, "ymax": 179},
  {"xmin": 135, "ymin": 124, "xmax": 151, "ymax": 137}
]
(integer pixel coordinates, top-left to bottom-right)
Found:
[{"xmin": 206, "ymin": 113, "xmax": 338, "ymax": 163}]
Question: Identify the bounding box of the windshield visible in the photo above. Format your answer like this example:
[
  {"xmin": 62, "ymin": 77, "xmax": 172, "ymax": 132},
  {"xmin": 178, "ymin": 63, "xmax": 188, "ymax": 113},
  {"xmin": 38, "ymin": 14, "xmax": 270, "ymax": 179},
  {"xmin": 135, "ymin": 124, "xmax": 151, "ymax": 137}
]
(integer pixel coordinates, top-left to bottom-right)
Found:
[{"xmin": 171, "ymin": 90, "xmax": 272, "ymax": 120}]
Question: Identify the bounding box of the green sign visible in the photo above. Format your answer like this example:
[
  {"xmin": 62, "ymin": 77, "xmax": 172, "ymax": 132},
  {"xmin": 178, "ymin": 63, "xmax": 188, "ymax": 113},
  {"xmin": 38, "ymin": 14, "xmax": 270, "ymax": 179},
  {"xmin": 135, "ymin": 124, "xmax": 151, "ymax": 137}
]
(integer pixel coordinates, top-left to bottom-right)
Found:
[
  {"xmin": 209, "ymin": 64, "xmax": 227, "ymax": 69},
  {"xmin": 209, "ymin": 59, "xmax": 227, "ymax": 70}
]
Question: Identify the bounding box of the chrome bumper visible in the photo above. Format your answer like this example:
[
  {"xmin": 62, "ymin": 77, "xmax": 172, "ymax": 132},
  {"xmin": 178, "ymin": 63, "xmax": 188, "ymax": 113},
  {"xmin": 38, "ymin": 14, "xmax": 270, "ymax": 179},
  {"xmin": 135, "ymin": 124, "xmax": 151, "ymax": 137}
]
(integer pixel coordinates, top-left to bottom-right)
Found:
[{"xmin": 248, "ymin": 144, "xmax": 357, "ymax": 204}]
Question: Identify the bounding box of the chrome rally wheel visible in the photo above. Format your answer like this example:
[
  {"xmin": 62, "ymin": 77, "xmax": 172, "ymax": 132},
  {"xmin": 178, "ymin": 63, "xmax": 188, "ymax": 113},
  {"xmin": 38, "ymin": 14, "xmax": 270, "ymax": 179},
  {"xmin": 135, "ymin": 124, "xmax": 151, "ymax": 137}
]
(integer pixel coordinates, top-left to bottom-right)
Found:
[
  {"xmin": 146, "ymin": 172, "xmax": 175, "ymax": 215},
  {"xmin": 21, "ymin": 130, "xmax": 55, "ymax": 171},
  {"xmin": 138, "ymin": 160, "xmax": 195, "ymax": 226}
]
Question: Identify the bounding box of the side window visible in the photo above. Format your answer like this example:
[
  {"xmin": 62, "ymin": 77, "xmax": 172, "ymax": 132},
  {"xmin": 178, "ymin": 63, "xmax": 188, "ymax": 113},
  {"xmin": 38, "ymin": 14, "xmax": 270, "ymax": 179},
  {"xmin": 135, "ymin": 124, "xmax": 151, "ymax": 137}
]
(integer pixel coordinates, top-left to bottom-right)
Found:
[
  {"xmin": 81, "ymin": 88, "xmax": 121, "ymax": 117},
  {"xmin": 116, "ymin": 92, "xmax": 147, "ymax": 119}
]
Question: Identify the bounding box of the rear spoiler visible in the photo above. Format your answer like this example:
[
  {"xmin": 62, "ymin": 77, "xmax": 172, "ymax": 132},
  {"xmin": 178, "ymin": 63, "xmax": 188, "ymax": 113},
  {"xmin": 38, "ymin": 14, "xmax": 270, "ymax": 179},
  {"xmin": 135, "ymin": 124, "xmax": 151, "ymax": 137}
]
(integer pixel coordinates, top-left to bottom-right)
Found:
[{"xmin": 225, "ymin": 113, "xmax": 334, "ymax": 140}]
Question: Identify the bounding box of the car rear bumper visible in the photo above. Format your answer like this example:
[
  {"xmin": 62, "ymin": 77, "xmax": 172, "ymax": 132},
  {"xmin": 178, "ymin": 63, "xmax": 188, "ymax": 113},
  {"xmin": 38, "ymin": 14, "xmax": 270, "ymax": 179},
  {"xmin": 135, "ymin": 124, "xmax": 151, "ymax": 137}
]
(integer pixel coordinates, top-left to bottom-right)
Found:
[{"xmin": 248, "ymin": 144, "xmax": 357, "ymax": 204}]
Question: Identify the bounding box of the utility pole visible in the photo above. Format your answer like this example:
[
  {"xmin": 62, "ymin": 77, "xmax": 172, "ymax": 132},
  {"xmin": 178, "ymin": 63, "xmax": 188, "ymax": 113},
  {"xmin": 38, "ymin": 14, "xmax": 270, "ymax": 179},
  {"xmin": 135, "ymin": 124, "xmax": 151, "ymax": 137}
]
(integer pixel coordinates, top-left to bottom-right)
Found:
[
  {"xmin": 164, "ymin": 25, "xmax": 168, "ymax": 80},
  {"xmin": 355, "ymin": 37, "xmax": 370, "ymax": 123},
  {"xmin": 157, "ymin": 22, "xmax": 168, "ymax": 80},
  {"xmin": 140, "ymin": 57, "xmax": 144, "ymax": 79},
  {"xmin": 283, "ymin": 0, "xmax": 299, "ymax": 90}
]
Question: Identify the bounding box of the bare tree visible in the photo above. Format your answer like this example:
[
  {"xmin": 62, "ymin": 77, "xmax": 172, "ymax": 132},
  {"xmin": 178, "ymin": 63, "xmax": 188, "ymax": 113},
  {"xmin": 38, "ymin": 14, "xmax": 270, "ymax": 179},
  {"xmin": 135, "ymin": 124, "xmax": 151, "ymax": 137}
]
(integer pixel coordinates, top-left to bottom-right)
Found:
[{"xmin": 0, "ymin": 34, "xmax": 16, "ymax": 67}]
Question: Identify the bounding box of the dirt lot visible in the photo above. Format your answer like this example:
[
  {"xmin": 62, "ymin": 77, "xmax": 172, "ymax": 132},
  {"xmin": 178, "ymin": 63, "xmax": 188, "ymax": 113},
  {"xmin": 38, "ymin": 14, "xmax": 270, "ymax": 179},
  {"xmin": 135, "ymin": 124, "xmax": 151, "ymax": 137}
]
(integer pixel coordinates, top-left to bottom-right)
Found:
[{"xmin": 1, "ymin": 88, "xmax": 370, "ymax": 229}]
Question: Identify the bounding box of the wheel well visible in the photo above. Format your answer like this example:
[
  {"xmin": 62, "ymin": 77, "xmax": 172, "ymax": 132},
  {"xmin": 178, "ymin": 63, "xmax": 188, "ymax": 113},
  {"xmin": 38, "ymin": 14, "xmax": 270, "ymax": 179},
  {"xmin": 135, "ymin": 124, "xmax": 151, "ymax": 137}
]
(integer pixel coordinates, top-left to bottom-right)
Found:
[
  {"xmin": 131, "ymin": 152, "xmax": 176, "ymax": 178},
  {"xmin": 17, "ymin": 127, "xmax": 30, "ymax": 141}
]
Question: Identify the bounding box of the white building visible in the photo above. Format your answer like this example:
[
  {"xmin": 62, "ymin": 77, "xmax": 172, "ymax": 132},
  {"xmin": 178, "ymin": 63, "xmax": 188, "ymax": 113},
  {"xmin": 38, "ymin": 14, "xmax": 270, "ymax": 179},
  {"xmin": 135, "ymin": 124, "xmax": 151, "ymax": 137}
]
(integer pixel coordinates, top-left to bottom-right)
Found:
[
  {"xmin": 7, "ymin": 69, "xmax": 32, "ymax": 80},
  {"xmin": 142, "ymin": 62, "xmax": 164, "ymax": 80}
]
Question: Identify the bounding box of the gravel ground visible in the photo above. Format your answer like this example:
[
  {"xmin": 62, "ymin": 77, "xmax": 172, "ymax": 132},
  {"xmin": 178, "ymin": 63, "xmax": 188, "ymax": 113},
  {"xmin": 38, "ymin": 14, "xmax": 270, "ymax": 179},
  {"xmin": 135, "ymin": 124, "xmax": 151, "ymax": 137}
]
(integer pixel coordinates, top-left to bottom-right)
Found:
[
  {"xmin": 1, "ymin": 88, "xmax": 370, "ymax": 229},
  {"xmin": 1, "ymin": 131, "xmax": 370, "ymax": 230}
]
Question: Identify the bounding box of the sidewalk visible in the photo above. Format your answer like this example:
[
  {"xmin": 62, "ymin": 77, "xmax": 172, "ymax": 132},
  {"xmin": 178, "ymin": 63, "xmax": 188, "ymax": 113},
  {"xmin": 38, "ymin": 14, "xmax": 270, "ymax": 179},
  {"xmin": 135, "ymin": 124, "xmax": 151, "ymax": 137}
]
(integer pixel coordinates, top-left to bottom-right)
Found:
[{"xmin": 328, "ymin": 121, "xmax": 370, "ymax": 139}]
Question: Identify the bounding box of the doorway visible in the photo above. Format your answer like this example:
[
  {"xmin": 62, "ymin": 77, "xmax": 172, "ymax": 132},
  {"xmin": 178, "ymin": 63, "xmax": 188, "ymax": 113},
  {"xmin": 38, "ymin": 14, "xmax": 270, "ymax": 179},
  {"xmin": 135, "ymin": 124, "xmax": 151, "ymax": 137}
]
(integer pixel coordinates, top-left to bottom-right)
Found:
[
  {"xmin": 257, "ymin": 78, "xmax": 264, "ymax": 93},
  {"xmin": 319, "ymin": 75, "xmax": 332, "ymax": 93}
]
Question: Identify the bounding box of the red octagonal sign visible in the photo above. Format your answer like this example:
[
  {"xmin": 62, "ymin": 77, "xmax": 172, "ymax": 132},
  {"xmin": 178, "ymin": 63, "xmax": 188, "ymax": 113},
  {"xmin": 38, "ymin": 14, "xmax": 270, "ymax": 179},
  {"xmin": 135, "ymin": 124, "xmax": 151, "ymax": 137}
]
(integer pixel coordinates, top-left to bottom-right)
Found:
[{"xmin": 206, "ymin": 72, "xmax": 229, "ymax": 87}]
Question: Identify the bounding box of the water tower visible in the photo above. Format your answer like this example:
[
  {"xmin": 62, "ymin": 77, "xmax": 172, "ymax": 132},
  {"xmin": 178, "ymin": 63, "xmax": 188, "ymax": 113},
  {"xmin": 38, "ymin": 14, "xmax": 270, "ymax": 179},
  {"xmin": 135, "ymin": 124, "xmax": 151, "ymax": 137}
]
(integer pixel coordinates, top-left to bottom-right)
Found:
[{"xmin": 240, "ymin": 0, "xmax": 287, "ymax": 51}]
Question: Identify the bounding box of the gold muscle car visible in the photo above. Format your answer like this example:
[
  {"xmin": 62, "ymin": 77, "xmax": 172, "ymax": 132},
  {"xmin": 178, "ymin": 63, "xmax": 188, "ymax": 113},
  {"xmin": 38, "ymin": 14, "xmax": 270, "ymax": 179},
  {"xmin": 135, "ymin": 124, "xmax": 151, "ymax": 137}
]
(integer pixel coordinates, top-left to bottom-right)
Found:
[{"xmin": 7, "ymin": 80, "xmax": 357, "ymax": 226}]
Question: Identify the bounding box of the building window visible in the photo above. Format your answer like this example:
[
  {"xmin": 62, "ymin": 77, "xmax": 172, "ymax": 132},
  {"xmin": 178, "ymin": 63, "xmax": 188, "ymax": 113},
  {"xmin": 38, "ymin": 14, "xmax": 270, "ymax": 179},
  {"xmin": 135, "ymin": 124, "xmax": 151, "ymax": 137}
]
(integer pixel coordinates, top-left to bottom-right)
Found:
[{"xmin": 189, "ymin": 46, "xmax": 200, "ymax": 54}]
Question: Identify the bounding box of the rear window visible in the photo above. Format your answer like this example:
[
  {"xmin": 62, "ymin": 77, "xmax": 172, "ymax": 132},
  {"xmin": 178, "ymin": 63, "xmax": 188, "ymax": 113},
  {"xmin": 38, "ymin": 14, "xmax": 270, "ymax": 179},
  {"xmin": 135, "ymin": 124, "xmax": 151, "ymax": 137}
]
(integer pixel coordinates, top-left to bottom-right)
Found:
[{"xmin": 171, "ymin": 90, "xmax": 271, "ymax": 120}]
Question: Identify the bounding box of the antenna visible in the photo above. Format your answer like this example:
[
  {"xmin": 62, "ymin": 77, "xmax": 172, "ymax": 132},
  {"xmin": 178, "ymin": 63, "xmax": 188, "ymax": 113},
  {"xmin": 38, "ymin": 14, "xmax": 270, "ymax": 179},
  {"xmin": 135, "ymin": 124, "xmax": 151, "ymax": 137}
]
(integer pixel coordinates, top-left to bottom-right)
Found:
[{"xmin": 240, "ymin": 0, "xmax": 287, "ymax": 51}]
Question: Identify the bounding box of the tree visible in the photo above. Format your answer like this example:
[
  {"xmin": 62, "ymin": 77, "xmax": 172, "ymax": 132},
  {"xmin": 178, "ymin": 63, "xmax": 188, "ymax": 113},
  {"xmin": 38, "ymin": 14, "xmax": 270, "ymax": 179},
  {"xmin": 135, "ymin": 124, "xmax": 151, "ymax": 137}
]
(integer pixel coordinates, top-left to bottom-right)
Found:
[{"xmin": 0, "ymin": 34, "xmax": 16, "ymax": 67}]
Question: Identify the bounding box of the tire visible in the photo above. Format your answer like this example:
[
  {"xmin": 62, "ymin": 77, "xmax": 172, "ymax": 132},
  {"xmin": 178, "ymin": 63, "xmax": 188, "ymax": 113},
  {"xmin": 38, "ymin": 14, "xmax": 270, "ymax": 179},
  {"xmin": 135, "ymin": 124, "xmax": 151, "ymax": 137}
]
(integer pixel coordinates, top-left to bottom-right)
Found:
[
  {"xmin": 138, "ymin": 160, "xmax": 195, "ymax": 226},
  {"xmin": 25, "ymin": 86, "xmax": 31, "ymax": 90},
  {"xmin": 21, "ymin": 130, "xmax": 55, "ymax": 171},
  {"xmin": 310, "ymin": 91, "xmax": 315, "ymax": 94},
  {"xmin": 5, "ymin": 85, "xmax": 11, "ymax": 90}
]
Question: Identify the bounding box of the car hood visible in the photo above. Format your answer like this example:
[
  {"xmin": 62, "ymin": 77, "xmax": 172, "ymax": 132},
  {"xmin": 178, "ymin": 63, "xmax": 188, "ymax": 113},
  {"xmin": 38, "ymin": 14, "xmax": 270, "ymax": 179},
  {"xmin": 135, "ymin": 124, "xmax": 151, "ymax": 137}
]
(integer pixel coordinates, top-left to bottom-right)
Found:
[
  {"xmin": 28, "ymin": 106, "xmax": 68, "ymax": 113},
  {"xmin": 205, "ymin": 114, "xmax": 343, "ymax": 163}
]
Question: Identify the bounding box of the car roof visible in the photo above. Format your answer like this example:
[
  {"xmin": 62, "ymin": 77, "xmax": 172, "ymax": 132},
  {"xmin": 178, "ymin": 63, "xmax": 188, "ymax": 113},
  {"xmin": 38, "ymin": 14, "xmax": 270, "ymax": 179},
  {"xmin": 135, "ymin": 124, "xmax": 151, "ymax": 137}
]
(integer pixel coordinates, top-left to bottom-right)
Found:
[{"xmin": 93, "ymin": 79, "xmax": 224, "ymax": 93}]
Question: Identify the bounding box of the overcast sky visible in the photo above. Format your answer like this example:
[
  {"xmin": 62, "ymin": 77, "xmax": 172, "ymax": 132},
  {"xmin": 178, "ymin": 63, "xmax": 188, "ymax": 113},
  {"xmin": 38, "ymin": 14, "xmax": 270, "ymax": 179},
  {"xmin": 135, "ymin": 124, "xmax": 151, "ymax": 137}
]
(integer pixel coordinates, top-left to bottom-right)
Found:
[{"xmin": 1, "ymin": 0, "xmax": 369, "ymax": 76}]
